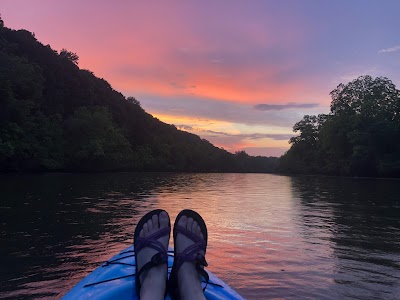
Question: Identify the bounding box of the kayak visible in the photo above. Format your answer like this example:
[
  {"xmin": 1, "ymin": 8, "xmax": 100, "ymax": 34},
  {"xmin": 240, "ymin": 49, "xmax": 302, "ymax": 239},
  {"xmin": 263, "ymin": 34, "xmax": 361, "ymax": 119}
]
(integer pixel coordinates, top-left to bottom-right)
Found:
[{"xmin": 62, "ymin": 245, "xmax": 244, "ymax": 299}]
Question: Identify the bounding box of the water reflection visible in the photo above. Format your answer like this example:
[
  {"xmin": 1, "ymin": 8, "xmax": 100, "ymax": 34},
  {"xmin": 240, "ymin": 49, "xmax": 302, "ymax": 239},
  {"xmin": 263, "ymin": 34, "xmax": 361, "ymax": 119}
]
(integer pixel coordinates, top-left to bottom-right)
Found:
[
  {"xmin": 0, "ymin": 173, "xmax": 159, "ymax": 299},
  {"xmin": 291, "ymin": 176, "xmax": 400, "ymax": 299},
  {"xmin": 1, "ymin": 173, "xmax": 399, "ymax": 299}
]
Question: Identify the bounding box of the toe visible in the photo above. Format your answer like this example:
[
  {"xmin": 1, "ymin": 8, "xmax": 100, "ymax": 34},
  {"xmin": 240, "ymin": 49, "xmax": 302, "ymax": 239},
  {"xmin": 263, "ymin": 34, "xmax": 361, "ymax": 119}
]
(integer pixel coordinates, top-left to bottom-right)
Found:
[
  {"xmin": 178, "ymin": 215, "xmax": 187, "ymax": 227},
  {"xmin": 196, "ymin": 224, "xmax": 201, "ymax": 236},
  {"xmin": 147, "ymin": 219, "xmax": 154, "ymax": 232},
  {"xmin": 140, "ymin": 228, "xmax": 145, "ymax": 237},
  {"xmin": 192, "ymin": 221, "xmax": 198, "ymax": 233},
  {"xmin": 159, "ymin": 211, "xmax": 169, "ymax": 228},
  {"xmin": 187, "ymin": 217, "xmax": 193, "ymax": 231},
  {"xmin": 143, "ymin": 223, "xmax": 149, "ymax": 236},
  {"xmin": 152, "ymin": 214, "xmax": 159, "ymax": 230}
]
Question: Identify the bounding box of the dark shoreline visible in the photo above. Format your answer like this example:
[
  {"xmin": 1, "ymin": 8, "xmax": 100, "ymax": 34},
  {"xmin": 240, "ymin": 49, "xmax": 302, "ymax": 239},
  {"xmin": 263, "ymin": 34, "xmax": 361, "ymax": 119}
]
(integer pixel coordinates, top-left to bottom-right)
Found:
[{"xmin": 2, "ymin": 170, "xmax": 400, "ymax": 180}]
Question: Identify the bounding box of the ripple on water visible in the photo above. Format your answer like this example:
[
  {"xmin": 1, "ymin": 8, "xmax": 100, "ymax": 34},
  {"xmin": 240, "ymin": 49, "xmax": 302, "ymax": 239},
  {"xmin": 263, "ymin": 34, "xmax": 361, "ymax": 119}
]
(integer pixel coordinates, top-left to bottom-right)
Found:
[{"xmin": 1, "ymin": 173, "xmax": 400, "ymax": 299}]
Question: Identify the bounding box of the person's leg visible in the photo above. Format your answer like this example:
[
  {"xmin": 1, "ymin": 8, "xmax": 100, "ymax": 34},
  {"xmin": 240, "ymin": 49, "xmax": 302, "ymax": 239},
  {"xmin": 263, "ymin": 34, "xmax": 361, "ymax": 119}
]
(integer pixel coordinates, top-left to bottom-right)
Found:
[
  {"xmin": 135, "ymin": 211, "xmax": 170, "ymax": 300},
  {"xmin": 174, "ymin": 215, "xmax": 207, "ymax": 300}
]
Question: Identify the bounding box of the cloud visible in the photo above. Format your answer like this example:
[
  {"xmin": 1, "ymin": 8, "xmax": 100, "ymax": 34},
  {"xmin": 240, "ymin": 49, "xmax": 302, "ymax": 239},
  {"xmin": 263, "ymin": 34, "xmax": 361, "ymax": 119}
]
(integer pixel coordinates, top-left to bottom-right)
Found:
[
  {"xmin": 169, "ymin": 82, "xmax": 196, "ymax": 90},
  {"xmin": 138, "ymin": 94, "xmax": 327, "ymax": 128},
  {"xmin": 254, "ymin": 102, "xmax": 319, "ymax": 111},
  {"xmin": 379, "ymin": 45, "xmax": 400, "ymax": 53},
  {"xmin": 240, "ymin": 147, "xmax": 289, "ymax": 157},
  {"xmin": 175, "ymin": 125, "xmax": 294, "ymax": 141},
  {"xmin": 176, "ymin": 124, "xmax": 193, "ymax": 131}
]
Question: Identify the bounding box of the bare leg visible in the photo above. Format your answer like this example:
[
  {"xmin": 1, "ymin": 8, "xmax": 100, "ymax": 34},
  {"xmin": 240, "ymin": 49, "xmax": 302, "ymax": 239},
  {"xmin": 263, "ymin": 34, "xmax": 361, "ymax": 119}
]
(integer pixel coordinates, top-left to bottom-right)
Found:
[
  {"xmin": 175, "ymin": 215, "xmax": 207, "ymax": 300},
  {"xmin": 137, "ymin": 212, "xmax": 169, "ymax": 300}
]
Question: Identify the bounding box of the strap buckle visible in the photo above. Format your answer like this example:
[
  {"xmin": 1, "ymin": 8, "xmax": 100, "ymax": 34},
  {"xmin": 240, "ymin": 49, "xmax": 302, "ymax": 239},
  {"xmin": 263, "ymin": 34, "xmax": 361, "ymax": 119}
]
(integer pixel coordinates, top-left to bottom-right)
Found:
[{"xmin": 195, "ymin": 253, "xmax": 208, "ymax": 267}]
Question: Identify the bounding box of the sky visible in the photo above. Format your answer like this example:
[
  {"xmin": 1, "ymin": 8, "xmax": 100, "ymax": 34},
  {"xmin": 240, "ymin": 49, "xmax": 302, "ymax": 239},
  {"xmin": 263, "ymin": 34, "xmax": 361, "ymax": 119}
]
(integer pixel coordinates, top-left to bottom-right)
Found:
[{"xmin": 1, "ymin": 1, "xmax": 399, "ymax": 156}]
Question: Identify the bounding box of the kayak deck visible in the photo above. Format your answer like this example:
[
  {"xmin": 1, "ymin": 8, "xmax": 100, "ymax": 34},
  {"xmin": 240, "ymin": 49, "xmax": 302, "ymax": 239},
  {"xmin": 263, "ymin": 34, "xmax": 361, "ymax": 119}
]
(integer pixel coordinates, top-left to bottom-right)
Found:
[{"xmin": 62, "ymin": 245, "xmax": 243, "ymax": 299}]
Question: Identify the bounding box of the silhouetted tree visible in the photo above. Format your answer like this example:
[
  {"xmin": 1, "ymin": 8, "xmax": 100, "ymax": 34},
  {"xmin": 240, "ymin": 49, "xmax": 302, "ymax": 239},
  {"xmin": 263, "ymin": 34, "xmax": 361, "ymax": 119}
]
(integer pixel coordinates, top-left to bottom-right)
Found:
[
  {"xmin": 59, "ymin": 48, "xmax": 79, "ymax": 65},
  {"xmin": 279, "ymin": 75, "xmax": 400, "ymax": 177},
  {"xmin": 127, "ymin": 96, "xmax": 141, "ymax": 106},
  {"xmin": 64, "ymin": 107, "xmax": 132, "ymax": 170}
]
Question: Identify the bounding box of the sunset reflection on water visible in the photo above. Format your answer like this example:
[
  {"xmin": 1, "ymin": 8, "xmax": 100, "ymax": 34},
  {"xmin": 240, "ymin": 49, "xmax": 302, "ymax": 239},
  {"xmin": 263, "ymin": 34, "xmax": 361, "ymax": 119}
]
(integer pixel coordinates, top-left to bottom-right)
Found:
[{"xmin": 1, "ymin": 173, "xmax": 399, "ymax": 299}]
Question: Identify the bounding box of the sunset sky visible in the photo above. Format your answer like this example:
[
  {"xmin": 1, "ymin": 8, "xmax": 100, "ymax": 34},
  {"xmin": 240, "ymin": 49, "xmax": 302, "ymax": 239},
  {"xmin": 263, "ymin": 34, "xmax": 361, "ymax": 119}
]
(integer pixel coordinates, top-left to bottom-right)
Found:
[{"xmin": 1, "ymin": 1, "xmax": 399, "ymax": 156}]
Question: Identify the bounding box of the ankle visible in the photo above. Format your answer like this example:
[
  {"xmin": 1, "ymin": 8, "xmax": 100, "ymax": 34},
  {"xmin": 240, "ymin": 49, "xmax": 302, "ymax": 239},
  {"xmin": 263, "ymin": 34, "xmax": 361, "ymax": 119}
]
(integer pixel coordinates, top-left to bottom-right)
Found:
[
  {"xmin": 180, "ymin": 284, "xmax": 205, "ymax": 300},
  {"xmin": 140, "ymin": 267, "xmax": 166, "ymax": 300},
  {"xmin": 178, "ymin": 263, "xmax": 205, "ymax": 300}
]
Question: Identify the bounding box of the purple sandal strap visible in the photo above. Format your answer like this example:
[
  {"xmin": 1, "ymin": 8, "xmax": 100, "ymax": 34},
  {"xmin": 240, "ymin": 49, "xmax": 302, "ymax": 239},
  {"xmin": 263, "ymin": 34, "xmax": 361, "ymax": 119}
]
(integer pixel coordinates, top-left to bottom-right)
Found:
[
  {"xmin": 169, "ymin": 210, "xmax": 209, "ymax": 298},
  {"xmin": 174, "ymin": 226, "xmax": 207, "ymax": 272},
  {"xmin": 175, "ymin": 225, "xmax": 206, "ymax": 246},
  {"xmin": 179, "ymin": 242, "xmax": 203, "ymax": 257},
  {"xmin": 136, "ymin": 252, "xmax": 168, "ymax": 285},
  {"xmin": 135, "ymin": 226, "xmax": 170, "ymax": 254},
  {"xmin": 175, "ymin": 243, "xmax": 206, "ymax": 263}
]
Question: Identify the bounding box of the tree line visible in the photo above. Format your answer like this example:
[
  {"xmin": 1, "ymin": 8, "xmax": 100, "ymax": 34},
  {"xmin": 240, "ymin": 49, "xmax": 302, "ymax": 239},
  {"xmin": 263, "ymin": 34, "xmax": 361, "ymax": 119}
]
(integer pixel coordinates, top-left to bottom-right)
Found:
[
  {"xmin": 279, "ymin": 75, "xmax": 400, "ymax": 177},
  {"xmin": 0, "ymin": 20, "xmax": 278, "ymax": 172}
]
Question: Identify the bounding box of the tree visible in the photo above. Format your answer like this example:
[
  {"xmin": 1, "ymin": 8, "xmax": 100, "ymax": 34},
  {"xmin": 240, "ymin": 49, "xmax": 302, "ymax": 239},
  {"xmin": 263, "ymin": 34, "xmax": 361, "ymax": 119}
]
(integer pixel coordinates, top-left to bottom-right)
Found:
[
  {"xmin": 64, "ymin": 106, "xmax": 132, "ymax": 170},
  {"xmin": 59, "ymin": 48, "xmax": 79, "ymax": 65},
  {"xmin": 289, "ymin": 114, "xmax": 327, "ymax": 147},
  {"xmin": 127, "ymin": 96, "xmax": 141, "ymax": 106},
  {"xmin": 330, "ymin": 75, "xmax": 400, "ymax": 120},
  {"xmin": 280, "ymin": 75, "xmax": 400, "ymax": 177}
]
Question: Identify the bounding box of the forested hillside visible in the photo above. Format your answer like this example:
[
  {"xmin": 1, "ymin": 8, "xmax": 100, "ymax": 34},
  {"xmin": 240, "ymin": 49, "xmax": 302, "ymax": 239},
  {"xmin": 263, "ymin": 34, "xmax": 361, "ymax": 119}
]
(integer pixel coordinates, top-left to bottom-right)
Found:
[
  {"xmin": 279, "ymin": 75, "xmax": 400, "ymax": 177},
  {"xmin": 0, "ymin": 20, "xmax": 278, "ymax": 172}
]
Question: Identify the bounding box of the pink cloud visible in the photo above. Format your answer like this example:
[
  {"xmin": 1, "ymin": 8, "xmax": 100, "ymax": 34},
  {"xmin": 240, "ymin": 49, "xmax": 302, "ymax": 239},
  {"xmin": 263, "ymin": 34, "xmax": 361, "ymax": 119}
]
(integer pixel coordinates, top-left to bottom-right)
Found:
[{"xmin": 1, "ymin": 1, "xmax": 325, "ymax": 105}]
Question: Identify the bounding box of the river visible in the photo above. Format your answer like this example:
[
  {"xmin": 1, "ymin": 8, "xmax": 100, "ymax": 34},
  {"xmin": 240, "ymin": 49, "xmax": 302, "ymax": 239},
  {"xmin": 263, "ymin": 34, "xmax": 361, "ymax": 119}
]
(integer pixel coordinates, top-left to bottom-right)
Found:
[{"xmin": 1, "ymin": 173, "xmax": 399, "ymax": 299}]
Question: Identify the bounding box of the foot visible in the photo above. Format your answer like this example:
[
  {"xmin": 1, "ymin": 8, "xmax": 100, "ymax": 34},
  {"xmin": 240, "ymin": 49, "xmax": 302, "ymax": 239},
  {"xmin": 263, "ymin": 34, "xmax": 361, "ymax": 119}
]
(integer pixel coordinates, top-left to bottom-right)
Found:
[
  {"xmin": 175, "ymin": 215, "xmax": 207, "ymax": 300},
  {"xmin": 137, "ymin": 211, "xmax": 170, "ymax": 300}
]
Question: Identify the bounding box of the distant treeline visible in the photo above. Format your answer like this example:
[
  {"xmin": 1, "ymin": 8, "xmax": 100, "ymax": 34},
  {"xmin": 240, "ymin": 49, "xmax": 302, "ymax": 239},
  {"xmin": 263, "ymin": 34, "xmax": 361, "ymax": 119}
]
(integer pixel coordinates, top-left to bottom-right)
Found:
[
  {"xmin": 279, "ymin": 75, "xmax": 400, "ymax": 177},
  {"xmin": 0, "ymin": 20, "xmax": 278, "ymax": 172}
]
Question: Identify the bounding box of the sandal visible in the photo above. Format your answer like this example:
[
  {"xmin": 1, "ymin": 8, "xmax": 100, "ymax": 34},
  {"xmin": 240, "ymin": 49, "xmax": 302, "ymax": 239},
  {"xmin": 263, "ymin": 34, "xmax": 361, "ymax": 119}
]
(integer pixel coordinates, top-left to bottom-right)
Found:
[
  {"xmin": 134, "ymin": 209, "xmax": 171, "ymax": 299},
  {"xmin": 168, "ymin": 209, "xmax": 209, "ymax": 300}
]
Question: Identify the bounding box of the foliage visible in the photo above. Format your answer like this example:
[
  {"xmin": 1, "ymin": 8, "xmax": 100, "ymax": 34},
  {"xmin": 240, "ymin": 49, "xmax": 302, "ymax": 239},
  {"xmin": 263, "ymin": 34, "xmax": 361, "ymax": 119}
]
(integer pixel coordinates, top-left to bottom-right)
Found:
[
  {"xmin": 279, "ymin": 76, "xmax": 400, "ymax": 177},
  {"xmin": 0, "ymin": 23, "xmax": 278, "ymax": 173},
  {"xmin": 59, "ymin": 48, "xmax": 79, "ymax": 65},
  {"xmin": 126, "ymin": 96, "xmax": 141, "ymax": 106},
  {"xmin": 63, "ymin": 107, "xmax": 132, "ymax": 170}
]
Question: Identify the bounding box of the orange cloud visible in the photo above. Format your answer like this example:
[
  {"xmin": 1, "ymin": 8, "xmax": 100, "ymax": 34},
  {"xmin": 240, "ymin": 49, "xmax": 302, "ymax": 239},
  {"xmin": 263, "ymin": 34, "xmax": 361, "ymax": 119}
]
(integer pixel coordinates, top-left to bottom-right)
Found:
[
  {"xmin": 152, "ymin": 113, "xmax": 292, "ymax": 155},
  {"xmin": 112, "ymin": 59, "xmax": 318, "ymax": 105}
]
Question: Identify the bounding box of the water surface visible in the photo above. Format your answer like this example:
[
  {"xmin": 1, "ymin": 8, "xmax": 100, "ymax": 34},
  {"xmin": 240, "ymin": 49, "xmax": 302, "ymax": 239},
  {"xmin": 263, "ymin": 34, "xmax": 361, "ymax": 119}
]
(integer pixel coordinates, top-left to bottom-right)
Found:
[{"xmin": 1, "ymin": 173, "xmax": 399, "ymax": 299}]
